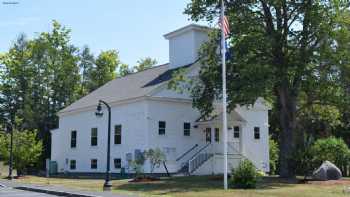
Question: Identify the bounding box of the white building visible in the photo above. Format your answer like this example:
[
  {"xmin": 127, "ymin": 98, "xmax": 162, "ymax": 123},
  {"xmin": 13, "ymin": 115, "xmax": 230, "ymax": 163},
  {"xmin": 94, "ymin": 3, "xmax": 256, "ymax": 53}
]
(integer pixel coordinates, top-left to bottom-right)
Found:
[{"xmin": 50, "ymin": 24, "xmax": 270, "ymax": 176}]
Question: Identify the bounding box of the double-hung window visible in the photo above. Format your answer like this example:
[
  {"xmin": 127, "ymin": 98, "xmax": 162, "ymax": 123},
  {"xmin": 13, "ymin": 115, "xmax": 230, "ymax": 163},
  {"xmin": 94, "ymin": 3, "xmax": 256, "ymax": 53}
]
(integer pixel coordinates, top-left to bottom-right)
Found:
[
  {"xmin": 91, "ymin": 128, "xmax": 98, "ymax": 146},
  {"xmin": 254, "ymin": 127, "xmax": 260, "ymax": 139},
  {"xmin": 158, "ymin": 121, "xmax": 166, "ymax": 135},
  {"xmin": 234, "ymin": 126, "xmax": 240, "ymax": 138},
  {"xmin": 184, "ymin": 122, "xmax": 191, "ymax": 136},
  {"xmin": 71, "ymin": 130, "xmax": 77, "ymax": 148},
  {"xmin": 114, "ymin": 125, "xmax": 122, "ymax": 144}
]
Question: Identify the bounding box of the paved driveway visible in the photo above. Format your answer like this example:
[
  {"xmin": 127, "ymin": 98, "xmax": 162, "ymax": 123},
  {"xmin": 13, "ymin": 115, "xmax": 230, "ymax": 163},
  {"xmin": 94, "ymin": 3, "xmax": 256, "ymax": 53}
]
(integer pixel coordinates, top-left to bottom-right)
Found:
[{"xmin": 0, "ymin": 186, "xmax": 56, "ymax": 197}]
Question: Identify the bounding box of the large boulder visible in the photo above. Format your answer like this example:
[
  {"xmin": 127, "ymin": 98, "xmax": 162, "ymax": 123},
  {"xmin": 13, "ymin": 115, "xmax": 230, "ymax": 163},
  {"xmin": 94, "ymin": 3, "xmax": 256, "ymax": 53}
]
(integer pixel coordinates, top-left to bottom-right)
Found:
[{"xmin": 312, "ymin": 161, "xmax": 342, "ymax": 181}]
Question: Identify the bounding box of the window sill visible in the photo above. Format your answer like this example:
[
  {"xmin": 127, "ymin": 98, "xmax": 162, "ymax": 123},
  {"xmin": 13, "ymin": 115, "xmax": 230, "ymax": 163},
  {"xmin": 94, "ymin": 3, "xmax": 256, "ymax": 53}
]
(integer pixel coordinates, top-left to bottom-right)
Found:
[{"xmin": 89, "ymin": 146, "xmax": 99, "ymax": 149}]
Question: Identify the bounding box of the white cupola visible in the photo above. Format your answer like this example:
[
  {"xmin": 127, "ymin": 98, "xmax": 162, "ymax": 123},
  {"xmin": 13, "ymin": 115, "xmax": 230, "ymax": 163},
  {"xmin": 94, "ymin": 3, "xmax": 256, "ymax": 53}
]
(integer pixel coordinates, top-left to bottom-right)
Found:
[{"xmin": 164, "ymin": 24, "xmax": 210, "ymax": 69}]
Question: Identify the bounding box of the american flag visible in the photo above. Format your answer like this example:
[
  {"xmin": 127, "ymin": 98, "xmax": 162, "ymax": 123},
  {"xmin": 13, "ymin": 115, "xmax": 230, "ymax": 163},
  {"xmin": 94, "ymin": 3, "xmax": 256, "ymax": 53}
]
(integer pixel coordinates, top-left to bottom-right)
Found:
[{"xmin": 219, "ymin": 15, "xmax": 230, "ymax": 38}]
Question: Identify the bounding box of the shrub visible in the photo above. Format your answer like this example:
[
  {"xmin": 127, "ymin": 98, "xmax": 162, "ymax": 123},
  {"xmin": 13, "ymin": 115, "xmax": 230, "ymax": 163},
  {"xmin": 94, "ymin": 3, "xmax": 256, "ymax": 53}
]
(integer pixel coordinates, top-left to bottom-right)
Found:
[
  {"xmin": 294, "ymin": 141, "xmax": 315, "ymax": 178},
  {"xmin": 231, "ymin": 159, "xmax": 261, "ymax": 189},
  {"xmin": 310, "ymin": 136, "xmax": 350, "ymax": 169},
  {"xmin": 144, "ymin": 148, "xmax": 166, "ymax": 174},
  {"xmin": 130, "ymin": 151, "xmax": 145, "ymax": 178},
  {"xmin": 0, "ymin": 129, "xmax": 42, "ymax": 175},
  {"xmin": 269, "ymin": 137, "xmax": 279, "ymax": 175}
]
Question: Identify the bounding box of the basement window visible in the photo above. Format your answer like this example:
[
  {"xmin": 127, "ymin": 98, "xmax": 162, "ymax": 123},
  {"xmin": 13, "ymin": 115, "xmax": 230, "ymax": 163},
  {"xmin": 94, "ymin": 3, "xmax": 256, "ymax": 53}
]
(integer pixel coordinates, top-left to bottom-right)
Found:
[
  {"xmin": 91, "ymin": 159, "xmax": 97, "ymax": 169},
  {"xmin": 114, "ymin": 158, "xmax": 121, "ymax": 169},
  {"xmin": 70, "ymin": 160, "xmax": 76, "ymax": 170}
]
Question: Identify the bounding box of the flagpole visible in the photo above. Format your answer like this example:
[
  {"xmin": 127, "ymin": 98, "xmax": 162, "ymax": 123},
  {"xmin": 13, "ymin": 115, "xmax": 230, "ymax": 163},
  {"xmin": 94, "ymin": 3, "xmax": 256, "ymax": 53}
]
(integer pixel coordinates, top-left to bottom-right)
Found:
[{"xmin": 220, "ymin": 0, "xmax": 228, "ymax": 190}]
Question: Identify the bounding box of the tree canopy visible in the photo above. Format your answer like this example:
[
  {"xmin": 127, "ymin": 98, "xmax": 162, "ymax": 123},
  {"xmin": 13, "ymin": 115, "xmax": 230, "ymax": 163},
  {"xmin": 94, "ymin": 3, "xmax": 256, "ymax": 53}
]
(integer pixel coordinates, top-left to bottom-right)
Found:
[
  {"xmin": 88, "ymin": 50, "xmax": 121, "ymax": 91},
  {"xmin": 0, "ymin": 20, "xmax": 128, "ymax": 164},
  {"xmin": 134, "ymin": 57, "xmax": 157, "ymax": 72}
]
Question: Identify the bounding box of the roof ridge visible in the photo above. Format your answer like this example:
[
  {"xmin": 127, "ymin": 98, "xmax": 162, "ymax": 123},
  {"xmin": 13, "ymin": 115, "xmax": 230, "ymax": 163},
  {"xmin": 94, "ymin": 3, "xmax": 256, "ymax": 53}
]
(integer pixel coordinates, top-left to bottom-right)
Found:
[{"xmin": 114, "ymin": 62, "xmax": 169, "ymax": 80}]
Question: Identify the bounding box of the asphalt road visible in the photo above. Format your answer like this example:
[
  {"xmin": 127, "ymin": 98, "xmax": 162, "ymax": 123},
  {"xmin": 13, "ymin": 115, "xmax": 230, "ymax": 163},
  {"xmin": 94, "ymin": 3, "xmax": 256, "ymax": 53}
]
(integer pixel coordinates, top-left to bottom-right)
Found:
[{"xmin": 0, "ymin": 186, "xmax": 56, "ymax": 196}]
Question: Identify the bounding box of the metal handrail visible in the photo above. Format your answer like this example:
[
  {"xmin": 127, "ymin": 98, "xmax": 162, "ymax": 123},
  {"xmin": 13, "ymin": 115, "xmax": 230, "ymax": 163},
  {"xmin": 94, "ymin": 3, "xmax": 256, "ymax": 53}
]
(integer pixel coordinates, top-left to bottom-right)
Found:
[
  {"xmin": 189, "ymin": 143, "xmax": 211, "ymax": 161},
  {"xmin": 189, "ymin": 153, "xmax": 213, "ymax": 173},
  {"xmin": 176, "ymin": 144, "xmax": 199, "ymax": 161},
  {"xmin": 188, "ymin": 143, "xmax": 213, "ymax": 173}
]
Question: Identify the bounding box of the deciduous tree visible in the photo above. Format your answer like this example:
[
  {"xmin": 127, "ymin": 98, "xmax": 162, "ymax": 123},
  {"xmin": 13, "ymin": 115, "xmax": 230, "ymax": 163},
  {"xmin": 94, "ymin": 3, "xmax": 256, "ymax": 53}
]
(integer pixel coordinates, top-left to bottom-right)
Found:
[
  {"xmin": 134, "ymin": 57, "xmax": 157, "ymax": 72},
  {"xmin": 78, "ymin": 46, "xmax": 95, "ymax": 95},
  {"xmin": 184, "ymin": 0, "xmax": 350, "ymax": 177},
  {"xmin": 89, "ymin": 50, "xmax": 120, "ymax": 91}
]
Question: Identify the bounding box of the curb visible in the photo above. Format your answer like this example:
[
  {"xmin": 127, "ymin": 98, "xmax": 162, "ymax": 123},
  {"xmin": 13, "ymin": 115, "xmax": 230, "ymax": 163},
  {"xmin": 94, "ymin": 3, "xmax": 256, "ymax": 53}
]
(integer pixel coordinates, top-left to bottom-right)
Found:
[{"xmin": 14, "ymin": 186, "xmax": 102, "ymax": 197}]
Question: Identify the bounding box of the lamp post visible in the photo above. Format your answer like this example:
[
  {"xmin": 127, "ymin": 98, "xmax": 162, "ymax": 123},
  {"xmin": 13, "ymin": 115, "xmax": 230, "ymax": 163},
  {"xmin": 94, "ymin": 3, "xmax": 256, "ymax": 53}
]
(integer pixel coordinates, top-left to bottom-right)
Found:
[
  {"xmin": 95, "ymin": 100, "xmax": 112, "ymax": 191},
  {"xmin": 6, "ymin": 121, "xmax": 13, "ymax": 180}
]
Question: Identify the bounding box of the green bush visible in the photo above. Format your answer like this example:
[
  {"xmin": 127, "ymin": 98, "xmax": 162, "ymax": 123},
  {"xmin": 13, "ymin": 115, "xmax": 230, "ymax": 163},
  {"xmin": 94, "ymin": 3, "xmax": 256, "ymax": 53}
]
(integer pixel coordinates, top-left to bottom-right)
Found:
[
  {"xmin": 130, "ymin": 151, "xmax": 146, "ymax": 178},
  {"xmin": 231, "ymin": 159, "xmax": 261, "ymax": 189},
  {"xmin": 269, "ymin": 137, "xmax": 279, "ymax": 175},
  {"xmin": 311, "ymin": 136, "xmax": 350, "ymax": 169},
  {"xmin": 0, "ymin": 129, "xmax": 42, "ymax": 175},
  {"xmin": 144, "ymin": 148, "xmax": 166, "ymax": 174},
  {"xmin": 294, "ymin": 138, "xmax": 315, "ymax": 178}
]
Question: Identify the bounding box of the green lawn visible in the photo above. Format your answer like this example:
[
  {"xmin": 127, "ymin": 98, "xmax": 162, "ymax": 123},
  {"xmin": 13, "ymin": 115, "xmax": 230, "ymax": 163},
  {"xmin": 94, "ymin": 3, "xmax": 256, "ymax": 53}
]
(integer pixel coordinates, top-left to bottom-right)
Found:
[{"xmin": 14, "ymin": 175, "xmax": 348, "ymax": 197}]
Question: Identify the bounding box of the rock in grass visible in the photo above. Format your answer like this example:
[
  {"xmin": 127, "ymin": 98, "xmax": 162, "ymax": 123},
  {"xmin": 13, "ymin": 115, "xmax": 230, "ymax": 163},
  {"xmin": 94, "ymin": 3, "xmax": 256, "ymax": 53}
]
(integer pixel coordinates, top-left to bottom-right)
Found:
[{"xmin": 312, "ymin": 161, "xmax": 342, "ymax": 181}]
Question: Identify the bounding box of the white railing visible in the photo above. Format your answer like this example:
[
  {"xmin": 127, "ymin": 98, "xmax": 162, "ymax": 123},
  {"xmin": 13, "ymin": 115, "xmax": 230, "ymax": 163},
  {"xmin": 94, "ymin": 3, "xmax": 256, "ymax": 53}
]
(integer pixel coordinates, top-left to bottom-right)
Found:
[
  {"xmin": 227, "ymin": 141, "xmax": 240, "ymax": 154},
  {"xmin": 188, "ymin": 143, "xmax": 213, "ymax": 173},
  {"xmin": 187, "ymin": 142, "xmax": 261, "ymax": 174}
]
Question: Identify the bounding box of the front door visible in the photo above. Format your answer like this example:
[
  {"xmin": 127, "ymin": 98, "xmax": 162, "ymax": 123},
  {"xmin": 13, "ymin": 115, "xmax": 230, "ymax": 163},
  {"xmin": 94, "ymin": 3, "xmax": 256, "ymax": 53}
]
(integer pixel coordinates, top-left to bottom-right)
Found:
[{"xmin": 205, "ymin": 128, "xmax": 211, "ymax": 143}]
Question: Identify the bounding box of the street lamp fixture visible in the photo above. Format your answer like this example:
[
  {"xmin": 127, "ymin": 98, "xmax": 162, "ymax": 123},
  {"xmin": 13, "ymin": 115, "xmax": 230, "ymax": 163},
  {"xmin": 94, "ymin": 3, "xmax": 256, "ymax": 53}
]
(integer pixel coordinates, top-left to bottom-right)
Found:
[
  {"xmin": 95, "ymin": 100, "xmax": 112, "ymax": 191},
  {"xmin": 95, "ymin": 103, "xmax": 103, "ymax": 117}
]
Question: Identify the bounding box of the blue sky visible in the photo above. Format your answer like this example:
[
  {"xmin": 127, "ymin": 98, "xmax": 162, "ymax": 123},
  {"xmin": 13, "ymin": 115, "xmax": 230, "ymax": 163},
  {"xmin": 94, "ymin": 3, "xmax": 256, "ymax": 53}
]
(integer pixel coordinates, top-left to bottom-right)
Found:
[{"xmin": 0, "ymin": 0, "xmax": 207, "ymax": 67}]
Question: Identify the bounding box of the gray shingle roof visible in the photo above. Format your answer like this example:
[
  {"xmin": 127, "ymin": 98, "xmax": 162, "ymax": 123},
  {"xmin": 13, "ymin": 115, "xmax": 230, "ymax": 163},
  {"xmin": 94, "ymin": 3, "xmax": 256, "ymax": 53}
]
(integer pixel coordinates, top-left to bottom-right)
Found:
[{"xmin": 59, "ymin": 63, "xmax": 172, "ymax": 114}]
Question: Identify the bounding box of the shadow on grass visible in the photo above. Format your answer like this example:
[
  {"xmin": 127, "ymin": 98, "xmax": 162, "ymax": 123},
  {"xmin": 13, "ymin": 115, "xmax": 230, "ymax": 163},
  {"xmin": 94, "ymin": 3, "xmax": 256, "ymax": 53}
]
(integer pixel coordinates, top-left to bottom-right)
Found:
[
  {"xmin": 113, "ymin": 176, "xmax": 298, "ymax": 195},
  {"xmin": 38, "ymin": 174, "xmax": 132, "ymax": 180},
  {"xmin": 257, "ymin": 176, "xmax": 302, "ymax": 190}
]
